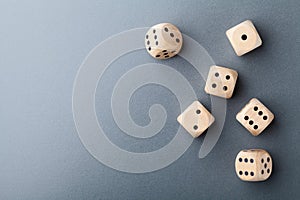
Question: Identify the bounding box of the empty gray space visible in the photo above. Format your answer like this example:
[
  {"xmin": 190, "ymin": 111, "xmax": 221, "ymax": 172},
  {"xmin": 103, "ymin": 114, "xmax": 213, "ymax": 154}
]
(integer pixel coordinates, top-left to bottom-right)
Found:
[{"xmin": 0, "ymin": 0, "xmax": 299, "ymax": 199}]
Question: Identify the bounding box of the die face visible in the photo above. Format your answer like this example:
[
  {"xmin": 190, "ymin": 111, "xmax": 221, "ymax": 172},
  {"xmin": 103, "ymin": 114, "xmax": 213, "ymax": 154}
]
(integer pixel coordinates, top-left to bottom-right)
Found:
[
  {"xmin": 226, "ymin": 20, "xmax": 262, "ymax": 56},
  {"xmin": 160, "ymin": 23, "xmax": 182, "ymax": 49},
  {"xmin": 145, "ymin": 23, "xmax": 183, "ymax": 59},
  {"xmin": 235, "ymin": 149, "xmax": 272, "ymax": 181},
  {"xmin": 236, "ymin": 98, "xmax": 274, "ymax": 136},
  {"xmin": 177, "ymin": 101, "xmax": 215, "ymax": 138},
  {"xmin": 257, "ymin": 150, "xmax": 273, "ymax": 181},
  {"xmin": 204, "ymin": 65, "xmax": 238, "ymax": 99},
  {"xmin": 235, "ymin": 150, "xmax": 258, "ymax": 181}
]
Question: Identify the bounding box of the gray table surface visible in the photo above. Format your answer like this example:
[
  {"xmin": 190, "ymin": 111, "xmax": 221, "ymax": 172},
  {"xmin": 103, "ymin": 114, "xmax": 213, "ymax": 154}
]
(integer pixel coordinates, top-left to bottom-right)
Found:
[{"xmin": 1, "ymin": 0, "xmax": 300, "ymax": 199}]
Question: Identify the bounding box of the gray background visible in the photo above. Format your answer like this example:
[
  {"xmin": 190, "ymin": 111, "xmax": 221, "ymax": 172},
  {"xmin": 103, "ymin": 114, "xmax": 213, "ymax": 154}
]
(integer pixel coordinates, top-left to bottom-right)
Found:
[{"xmin": 1, "ymin": 0, "xmax": 300, "ymax": 199}]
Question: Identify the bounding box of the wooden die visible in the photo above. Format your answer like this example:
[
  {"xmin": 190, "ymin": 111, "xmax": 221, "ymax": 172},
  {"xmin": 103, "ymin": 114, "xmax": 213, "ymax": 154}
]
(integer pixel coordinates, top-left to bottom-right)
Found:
[
  {"xmin": 235, "ymin": 149, "xmax": 272, "ymax": 182},
  {"xmin": 204, "ymin": 65, "xmax": 238, "ymax": 99},
  {"xmin": 177, "ymin": 101, "xmax": 215, "ymax": 138},
  {"xmin": 145, "ymin": 23, "xmax": 183, "ymax": 59},
  {"xmin": 226, "ymin": 20, "xmax": 262, "ymax": 56},
  {"xmin": 236, "ymin": 98, "xmax": 274, "ymax": 136}
]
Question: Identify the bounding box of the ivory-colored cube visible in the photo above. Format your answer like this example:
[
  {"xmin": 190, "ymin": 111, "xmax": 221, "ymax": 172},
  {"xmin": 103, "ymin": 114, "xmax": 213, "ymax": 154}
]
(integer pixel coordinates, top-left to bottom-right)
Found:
[
  {"xmin": 204, "ymin": 65, "xmax": 238, "ymax": 99},
  {"xmin": 226, "ymin": 20, "xmax": 262, "ymax": 56},
  {"xmin": 235, "ymin": 149, "xmax": 272, "ymax": 182},
  {"xmin": 236, "ymin": 98, "xmax": 274, "ymax": 136},
  {"xmin": 145, "ymin": 23, "xmax": 183, "ymax": 59},
  {"xmin": 177, "ymin": 101, "xmax": 215, "ymax": 138}
]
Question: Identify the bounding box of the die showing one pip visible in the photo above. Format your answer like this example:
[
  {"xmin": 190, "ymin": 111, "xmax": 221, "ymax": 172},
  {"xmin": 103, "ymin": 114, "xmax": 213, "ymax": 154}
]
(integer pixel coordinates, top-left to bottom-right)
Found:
[
  {"xmin": 226, "ymin": 20, "xmax": 262, "ymax": 56},
  {"xmin": 204, "ymin": 65, "xmax": 238, "ymax": 99},
  {"xmin": 236, "ymin": 98, "xmax": 274, "ymax": 136},
  {"xmin": 145, "ymin": 23, "xmax": 183, "ymax": 59},
  {"xmin": 235, "ymin": 149, "xmax": 272, "ymax": 182},
  {"xmin": 177, "ymin": 101, "xmax": 215, "ymax": 138}
]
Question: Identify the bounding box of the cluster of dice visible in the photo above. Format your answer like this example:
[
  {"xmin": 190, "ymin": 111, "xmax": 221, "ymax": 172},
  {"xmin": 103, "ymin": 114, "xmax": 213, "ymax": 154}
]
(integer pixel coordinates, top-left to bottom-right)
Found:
[{"xmin": 145, "ymin": 20, "xmax": 274, "ymax": 182}]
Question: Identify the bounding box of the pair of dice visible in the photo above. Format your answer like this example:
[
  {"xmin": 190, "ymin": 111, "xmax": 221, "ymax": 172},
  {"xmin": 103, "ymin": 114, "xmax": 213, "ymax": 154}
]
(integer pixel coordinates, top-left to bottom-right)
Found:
[
  {"xmin": 177, "ymin": 98, "xmax": 274, "ymax": 139},
  {"xmin": 145, "ymin": 20, "xmax": 262, "ymax": 59},
  {"xmin": 145, "ymin": 20, "xmax": 274, "ymax": 182}
]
